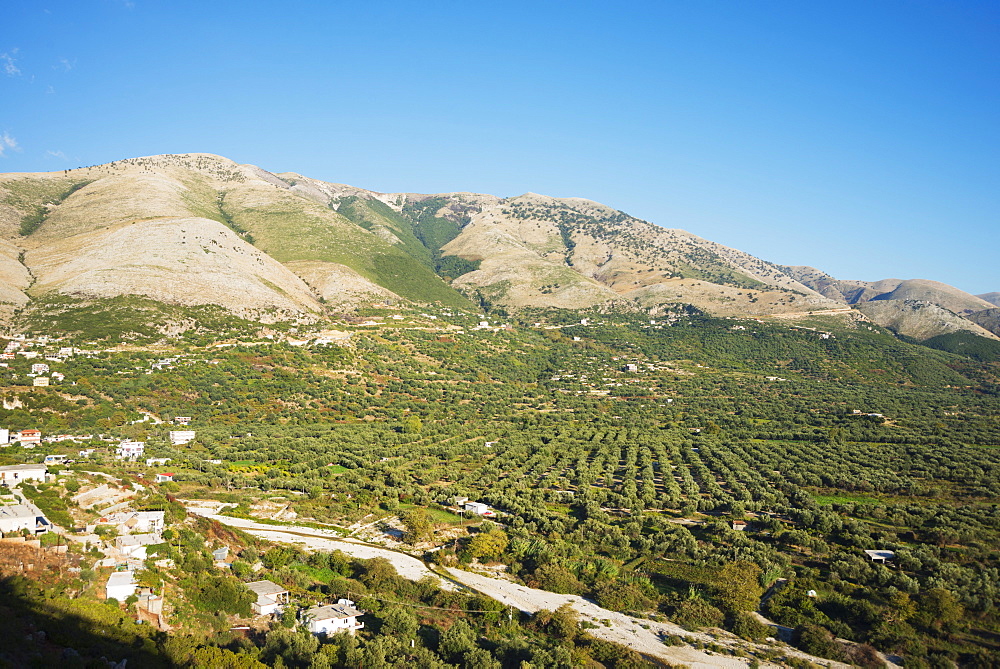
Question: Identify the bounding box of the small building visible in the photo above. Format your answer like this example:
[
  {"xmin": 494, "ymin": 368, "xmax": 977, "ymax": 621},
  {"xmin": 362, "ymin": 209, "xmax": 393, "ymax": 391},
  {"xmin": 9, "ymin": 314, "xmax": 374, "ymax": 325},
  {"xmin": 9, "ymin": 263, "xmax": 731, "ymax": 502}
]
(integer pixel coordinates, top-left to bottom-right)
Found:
[
  {"xmin": 0, "ymin": 502, "xmax": 49, "ymax": 535},
  {"xmin": 464, "ymin": 501, "xmax": 493, "ymax": 516},
  {"xmin": 169, "ymin": 430, "xmax": 195, "ymax": 445},
  {"xmin": 246, "ymin": 580, "xmax": 289, "ymax": 616},
  {"xmin": 32, "ymin": 377, "xmax": 50, "ymax": 387},
  {"xmin": 101, "ymin": 510, "xmax": 165, "ymax": 535},
  {"xmin": 0, "ymin": 463, "xmax": 47, "ymax": 485},
  {"xmin": 864, "ymin": 549, "xmax": 896, "ymax": 563},
  {"xmin": 146, "ymin": 458, "xmax": 171, "ymax": 467},
  {"xmin": 732, "ymin": 520, "xmax": 748, "ymax": 531},
  {"xmin": 43, "ymin": 454, "xmax": 68, "ymax": 465},
  {"xmin": 173, "ymin": 416, "xmax": 192, "ymax": 425},
  {"xmin": 17, "ymin": 429, "xmax": 42, "ymax": 446},
  {"xmin": 0, "ymin": 429, "xmax": 7, "ymax": 445},
  {"xmin": 116, "ymin": 441, "xmax": 145, "ymax": 460},
  {"xmin": 154, "ymin": 473, "xmax": 174, "ymax": 483},
  {"xmin": 116, "ymin": 533, "xmax": 162, "ymax": 559},
  {"xmin": 31, "ymin": 363, "xmax": 49, "ymax": 375},
  {"xmin": 106, "ymin": 571, "xmax": 138, "ymax": 601},
  {"xmin": 304, "ymin": 599, "xmax": 365, "ymax": 636},
  {"xmin": 212, "ymin": 546, "xmax": 230, "ymax": 562}
]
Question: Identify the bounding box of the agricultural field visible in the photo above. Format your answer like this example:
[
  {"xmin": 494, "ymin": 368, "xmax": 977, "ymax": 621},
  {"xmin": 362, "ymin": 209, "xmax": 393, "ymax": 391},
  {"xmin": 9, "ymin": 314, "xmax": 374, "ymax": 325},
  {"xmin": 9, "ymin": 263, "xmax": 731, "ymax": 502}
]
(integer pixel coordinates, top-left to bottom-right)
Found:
[{"xmin": 1, "ymin": 308, "xmax": 999, "ymax": 666}]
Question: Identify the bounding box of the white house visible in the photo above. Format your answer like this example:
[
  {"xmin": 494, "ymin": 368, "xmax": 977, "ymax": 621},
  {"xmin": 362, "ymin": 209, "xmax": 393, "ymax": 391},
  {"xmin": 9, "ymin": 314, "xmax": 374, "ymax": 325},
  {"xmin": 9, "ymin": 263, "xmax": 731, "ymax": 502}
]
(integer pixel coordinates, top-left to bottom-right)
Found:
[
  {"xmin": 146, "ymin": 458, "xmax": 171, "ymax": 467},
  {"xmin": 0, "ymin": 502, "xmax": 49, "ymax": 535},
  {"xmin": 154, "ymin": 473, "xmax": 174, "ymax": 483},
  {"xmin": 116, "ymin": 441, "xmax": 145, "ymax": 460},
  {"xmin": 0, "ymin": 429, "xmax": 7, "ymax": 445},
  {"xmin": 246, "ymin": 580, "xmax": 289, "ymax": 616},
  {"xmin": 864, "ymin": 549, "xmax": 896, "ymax": 563},
  {"xmin": 106, "ymin": 571, "xmax": 137, "ymax": 601},
  {"xmin": 464, "ymin": 501, "xmax": 493, "ymax": 516},
  {"xmin": 32, "ymin": 377, "xmax": 50, "ymax": 387},
  {"xmin": 116, "ymin": 533, "xmax": 162, "ymax": 559},
  {"xmin": 169, "ymin": 430, "xmax": 195, "ymax": 445},
  {"xmin": 101, "ymin": 510, "xmax": 165, "ymax": 535},
  {"xmin": 0, "ymin": 463, "xmax": 47, "ymax": 485},
  {"xmin": 17, "ymin": 429, "xmax": 42, "ymax": 446},
  {"xmin": 304, "ymin": 599, "xmax": 365, "ymax": 636},
  {"xmin": 173, "ymin": 416, "xmax": 192, "ymax": 425},
  {"xmin": 43, "ymin": 454, "xmax": 68, "ymax": 465}
]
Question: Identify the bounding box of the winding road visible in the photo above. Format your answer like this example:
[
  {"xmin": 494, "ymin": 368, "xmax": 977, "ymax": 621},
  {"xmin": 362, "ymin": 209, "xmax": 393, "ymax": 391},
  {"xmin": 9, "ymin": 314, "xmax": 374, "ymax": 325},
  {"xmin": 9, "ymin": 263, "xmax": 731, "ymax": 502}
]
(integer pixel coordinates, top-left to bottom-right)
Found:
[{"xmin": 191, "ymin": 507, "xmax": 850, "ymax": 668}]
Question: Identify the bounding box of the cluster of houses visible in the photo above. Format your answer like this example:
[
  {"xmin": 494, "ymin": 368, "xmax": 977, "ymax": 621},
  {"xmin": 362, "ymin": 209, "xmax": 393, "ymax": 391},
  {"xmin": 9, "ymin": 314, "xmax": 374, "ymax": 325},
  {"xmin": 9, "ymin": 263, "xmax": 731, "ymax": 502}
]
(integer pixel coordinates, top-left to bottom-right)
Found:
[
  {"xmin": 245, "ymin": 579, "xmax": 364, "ymax": 635},
  {"xmin": 0, "ymin": 464, "xmax": 52, "ymax": 536}
]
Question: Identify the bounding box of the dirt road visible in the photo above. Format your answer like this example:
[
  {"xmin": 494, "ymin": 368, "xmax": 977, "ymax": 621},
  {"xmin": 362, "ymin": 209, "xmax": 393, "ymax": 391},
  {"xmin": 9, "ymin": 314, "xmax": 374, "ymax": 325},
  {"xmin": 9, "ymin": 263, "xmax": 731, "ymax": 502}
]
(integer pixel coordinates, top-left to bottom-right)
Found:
[{"xmin": 200, "ymin": 510, "xmax": 850, "ymax": 668}]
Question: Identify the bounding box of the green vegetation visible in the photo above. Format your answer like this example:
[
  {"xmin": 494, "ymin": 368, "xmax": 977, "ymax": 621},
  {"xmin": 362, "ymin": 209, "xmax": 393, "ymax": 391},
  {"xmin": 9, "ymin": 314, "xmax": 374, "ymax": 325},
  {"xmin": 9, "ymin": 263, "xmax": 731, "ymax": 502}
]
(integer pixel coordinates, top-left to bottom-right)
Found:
[
  {"xmin": 9, "ymin": 179, "xmax": 93, "ymax": 236},
  {"xmin": 1, "ymin": 309, "xmax": 998, "ymax": 665},
  {"xmin": 923, "ymin": 330, "xmax": 1000, "ymax": 362}
]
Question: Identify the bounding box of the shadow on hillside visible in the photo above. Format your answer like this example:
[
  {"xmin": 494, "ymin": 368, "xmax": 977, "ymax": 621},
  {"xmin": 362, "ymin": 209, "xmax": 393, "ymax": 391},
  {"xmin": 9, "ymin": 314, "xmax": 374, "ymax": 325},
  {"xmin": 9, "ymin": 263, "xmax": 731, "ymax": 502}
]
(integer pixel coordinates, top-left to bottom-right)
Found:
[{"xmin": 0, "ymin": 574, "xmax": 171, "ymax": 668}]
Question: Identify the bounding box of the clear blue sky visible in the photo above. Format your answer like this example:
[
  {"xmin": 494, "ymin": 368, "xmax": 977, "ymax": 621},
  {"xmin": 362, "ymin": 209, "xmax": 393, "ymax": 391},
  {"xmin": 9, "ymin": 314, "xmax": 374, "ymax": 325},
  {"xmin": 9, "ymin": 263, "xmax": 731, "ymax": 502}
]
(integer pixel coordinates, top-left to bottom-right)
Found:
[{"xmin": 2, "ymin": 1, "xmax": 997, "ymax": 294}]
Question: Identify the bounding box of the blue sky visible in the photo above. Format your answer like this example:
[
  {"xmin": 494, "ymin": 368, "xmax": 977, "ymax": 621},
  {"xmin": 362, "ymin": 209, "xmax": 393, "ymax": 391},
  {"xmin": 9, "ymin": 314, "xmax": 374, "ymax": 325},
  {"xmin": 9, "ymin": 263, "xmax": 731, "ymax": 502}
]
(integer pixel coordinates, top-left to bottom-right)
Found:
[{"xmin": 2, "ymin": 1, "xmax": 997, "ymax": 294}]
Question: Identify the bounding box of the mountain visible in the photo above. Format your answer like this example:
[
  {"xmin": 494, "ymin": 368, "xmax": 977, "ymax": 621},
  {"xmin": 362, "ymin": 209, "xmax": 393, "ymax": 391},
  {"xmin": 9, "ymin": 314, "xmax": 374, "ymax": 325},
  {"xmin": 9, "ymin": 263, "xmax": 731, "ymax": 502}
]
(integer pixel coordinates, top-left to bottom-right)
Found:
[
  {"xmin": 0, "ymin": 153, "xmax": 993, "ymax": 342},
  {"xmin": 978, "ymin": 292, "xmax": 1000, "ymax": 307},
  {"xmin": 781, "ymin": 266, "xmax": 998, "ymax": 340}
]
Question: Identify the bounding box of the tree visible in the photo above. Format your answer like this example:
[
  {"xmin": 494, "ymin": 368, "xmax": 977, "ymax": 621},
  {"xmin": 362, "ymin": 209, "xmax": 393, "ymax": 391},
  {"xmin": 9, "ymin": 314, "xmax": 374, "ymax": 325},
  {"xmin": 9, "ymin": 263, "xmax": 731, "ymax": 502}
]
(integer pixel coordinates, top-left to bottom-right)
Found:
[
  {"xmin": 400, "ymin": 508, "xmax": 433, "ymax": 544},
  {"xmin": 466, "ymin": 527, "xmax": 508, "ymax": 561},
  {"xmin": 714, "ymin": 561, "xmax": 763, "ymax": 614}
]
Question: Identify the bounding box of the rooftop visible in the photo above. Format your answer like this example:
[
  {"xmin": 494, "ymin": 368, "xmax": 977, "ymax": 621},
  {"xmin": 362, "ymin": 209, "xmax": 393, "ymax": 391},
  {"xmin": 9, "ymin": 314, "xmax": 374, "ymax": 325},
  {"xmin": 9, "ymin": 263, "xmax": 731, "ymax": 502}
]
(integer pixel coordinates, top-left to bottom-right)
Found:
[
  {"xmin": 107, "ymin": 571, "xmax": 136, "ymax": 587},
  {"xmin": 246, "ymin": 580, "xmax": 287, "ymax": 597},
  {"xmin": 306, "ymin": 603, "xmax": 364, "ymax": 621}
]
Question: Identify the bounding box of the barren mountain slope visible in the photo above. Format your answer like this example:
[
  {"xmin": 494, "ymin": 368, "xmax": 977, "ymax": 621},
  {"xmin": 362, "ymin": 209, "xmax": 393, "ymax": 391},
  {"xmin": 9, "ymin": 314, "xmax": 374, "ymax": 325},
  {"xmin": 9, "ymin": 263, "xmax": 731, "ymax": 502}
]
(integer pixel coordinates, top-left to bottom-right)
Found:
[
  {"xmin": 975, "ymin": 292, "xmax": 1000, "ymax": 308},
  {"xmin": 441, "ymin": 192, "xmax": 840, "ymax": 314},
  {"xmin": 0, "ymin": 154, "xmax": 992, "ymax": 335},
  {"xmin": 855, "ymin": 299, "xmax": 998, "ymax": 341}
]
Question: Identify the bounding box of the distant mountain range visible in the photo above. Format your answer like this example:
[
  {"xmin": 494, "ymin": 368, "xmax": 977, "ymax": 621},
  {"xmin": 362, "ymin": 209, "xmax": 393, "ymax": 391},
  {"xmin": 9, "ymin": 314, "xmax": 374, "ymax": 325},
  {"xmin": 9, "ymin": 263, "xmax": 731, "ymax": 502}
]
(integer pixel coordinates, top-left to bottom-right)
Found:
[{"xmin": 0, "ymin": 153, "xmax": 995, "ymax": 340}]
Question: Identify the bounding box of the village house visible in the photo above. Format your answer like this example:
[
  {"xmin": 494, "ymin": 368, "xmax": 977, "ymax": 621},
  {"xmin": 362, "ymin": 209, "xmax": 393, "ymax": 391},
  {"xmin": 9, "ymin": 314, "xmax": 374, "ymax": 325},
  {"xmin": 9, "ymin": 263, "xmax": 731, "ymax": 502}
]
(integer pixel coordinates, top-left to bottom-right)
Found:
[
  {"xmin": 864, "ymin": 549, "xmax": 896, "ymax": 563},
  {"xmin": 116, "ymin": 440, "xmax": 145, "ymax": 460},
  {"xmin": 100, "ymin": 510, "xmax": 165, "ymax": 535},
  {"xmin": 31, "ymin": 363, "xmax": 49, "ymax": 375},
  {"xmin": 0, "ymin": 502, "xmax": 50, "ymax": 535},
  {"xmin": 732, "ymin": 520, "xmax": 748, "ymax": 531},
  {"xmin": 246, "ymin": 580, "xmax": 289, "ymax": 616},
  {"xmin": 0, "ymin": 429, "xmax": 8, "ymax": 445},
  {"xmin": 0, "ymin": 463, "xmax": 47, "ymax": 485},
  {"xmin": 154, "ymin": 473, "xmax": 174, "ymax": 483},
  {"xmin": 17, "ymin": 429, "xmax": 42, "ymax": 447},
  {"xmin": 116, "ymin": 533, "xmax": 162, "ymax": 559},
  {"xmin": 43, "ymin": 454, "xmax": 68, "ymax": 465},
  {"xmin": 146, "ymin": 458, "xmax": 171, "ymax": 467},
  {"xmin": 173, "ymin": 416, "xmax": 192, "ymax": 425},
  {"xmin": 304, "ymin": 599, "xmax": 365, "ymax": 636},
  {"xmin": 464, "ymin": 501, "xmax": 494, "ymax": 516},
  {"xmin": 169, "ymin": 430, "xmax": 195, "ymax": 445},
  {"xmin": 32, "ymin": 377, "xmax": 50, "ymax": 387},
  {"xmin": 106, "ymin": 571, "xmax": 138, "ymax": 601}
]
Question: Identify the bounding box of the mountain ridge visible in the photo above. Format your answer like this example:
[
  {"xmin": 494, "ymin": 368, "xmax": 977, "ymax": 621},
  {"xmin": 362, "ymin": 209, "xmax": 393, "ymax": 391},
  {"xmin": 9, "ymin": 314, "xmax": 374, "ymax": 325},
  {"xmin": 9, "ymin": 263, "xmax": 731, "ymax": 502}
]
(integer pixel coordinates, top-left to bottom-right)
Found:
[{"xmin": 0, "ymin": 152, "xmax": 994, "ymax": 342}]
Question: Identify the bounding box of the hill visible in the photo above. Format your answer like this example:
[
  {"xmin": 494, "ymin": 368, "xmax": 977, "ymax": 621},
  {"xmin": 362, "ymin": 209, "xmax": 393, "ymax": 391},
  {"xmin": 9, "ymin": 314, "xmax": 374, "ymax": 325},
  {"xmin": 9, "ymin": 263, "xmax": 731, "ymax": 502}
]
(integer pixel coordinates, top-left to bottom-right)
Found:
[{"xmin": 0, "ymin": 153, "xmax": 993, "ymax": 345}]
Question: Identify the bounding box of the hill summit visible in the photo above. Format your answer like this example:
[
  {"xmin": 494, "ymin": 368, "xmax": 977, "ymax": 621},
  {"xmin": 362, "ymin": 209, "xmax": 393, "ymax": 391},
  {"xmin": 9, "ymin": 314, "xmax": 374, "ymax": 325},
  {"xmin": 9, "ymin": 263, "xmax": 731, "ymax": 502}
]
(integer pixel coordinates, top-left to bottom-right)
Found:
[{"xmin": 0, "ymin": 153, "xmax": 994, "ymax": 340}]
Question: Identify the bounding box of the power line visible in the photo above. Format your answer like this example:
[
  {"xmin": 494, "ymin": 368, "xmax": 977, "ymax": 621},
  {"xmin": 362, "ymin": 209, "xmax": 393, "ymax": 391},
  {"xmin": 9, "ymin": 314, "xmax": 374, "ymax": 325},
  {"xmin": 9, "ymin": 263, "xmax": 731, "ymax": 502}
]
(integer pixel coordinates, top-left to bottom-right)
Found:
[{"xmin": 349, "ymin": 591, "xmax": 512, "ymax": 614}]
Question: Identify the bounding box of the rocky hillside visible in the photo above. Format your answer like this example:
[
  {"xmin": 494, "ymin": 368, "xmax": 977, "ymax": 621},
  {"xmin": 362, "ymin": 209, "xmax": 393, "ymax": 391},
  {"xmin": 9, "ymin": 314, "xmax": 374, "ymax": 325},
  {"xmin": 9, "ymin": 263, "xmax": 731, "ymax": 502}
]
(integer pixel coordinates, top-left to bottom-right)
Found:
[
  {"xmin": 782, "ymin": 266, "xmax": 998, "ymax": 340},
  {"xmin": 0, "ymin": 153, "xmax": 993, "ymax": 342}
]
